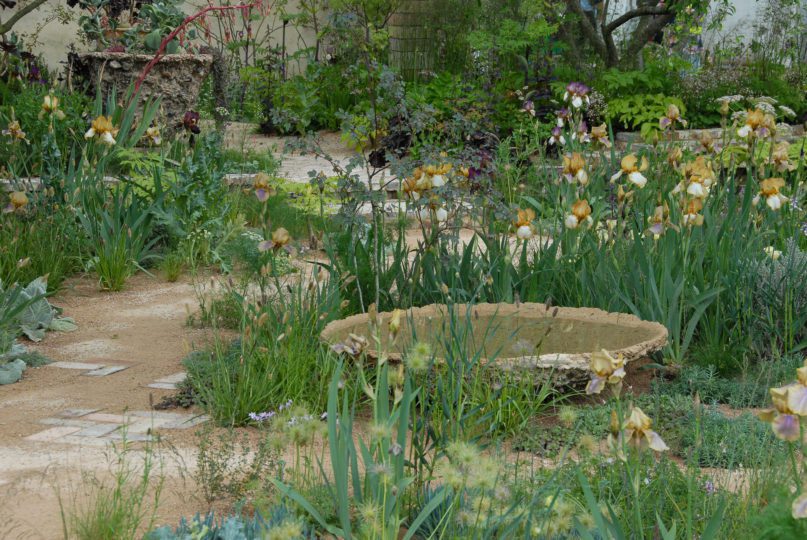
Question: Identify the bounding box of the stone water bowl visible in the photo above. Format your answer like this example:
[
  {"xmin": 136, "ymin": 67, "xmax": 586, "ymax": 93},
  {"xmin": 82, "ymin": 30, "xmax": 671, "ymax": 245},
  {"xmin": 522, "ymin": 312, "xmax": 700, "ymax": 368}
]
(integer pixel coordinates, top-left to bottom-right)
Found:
[{"xmin": 321, "ymin": 303, "xmax": 668, "ymax": 386}]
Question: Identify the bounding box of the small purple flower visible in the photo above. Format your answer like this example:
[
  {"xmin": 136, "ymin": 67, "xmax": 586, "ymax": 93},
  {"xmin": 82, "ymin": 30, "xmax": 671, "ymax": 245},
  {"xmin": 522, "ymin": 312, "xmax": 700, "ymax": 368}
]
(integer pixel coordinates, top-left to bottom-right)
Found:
[
  {"xmin": 522, "ymin": 100, "xmax": 535, "ymax": 117},
  {"xmin": 703, "ymin": 479, "xmax": 716, "ymax": 495},
  {"xmin": 249, "ymin": 411, "xmax": 276, "ymax": 422}
]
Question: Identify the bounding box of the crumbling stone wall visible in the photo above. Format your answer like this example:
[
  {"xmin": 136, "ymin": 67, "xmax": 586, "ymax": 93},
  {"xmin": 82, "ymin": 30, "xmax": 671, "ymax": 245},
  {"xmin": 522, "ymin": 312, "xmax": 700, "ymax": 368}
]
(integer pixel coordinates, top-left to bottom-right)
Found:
[{"xmin": 70, "ymin": 52, "xmax": 212, "ymax": 135}]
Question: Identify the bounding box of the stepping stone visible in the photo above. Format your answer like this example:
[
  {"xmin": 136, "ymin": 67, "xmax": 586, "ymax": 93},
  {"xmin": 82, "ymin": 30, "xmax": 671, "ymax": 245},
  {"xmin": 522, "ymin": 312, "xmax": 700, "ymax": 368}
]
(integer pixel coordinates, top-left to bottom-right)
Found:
[
  {"xmin": 58, "ymin": 408, "xmax": 100, "ymax": 418},
  {"xmin": 104, "ymin": 432, "xmax": 153, "ymax": 442},
  {"xmin": 146, "ymin": 383, "xmax": 178, "ymax": 390},
  {"xmin": 84, "ymin": 365, "xmax": 128, "ymax": 377},
  {"xmin": 59, "ymin": 435, "xmax": 112, "ymax": 447},
  {"xmin": 161, "ymin": 414, "xmax": 209, "ymax": 429},
  {"xmin": 50, "ymin": 362, "xmax": 105, "ymax": 370},
  {"xmin": 25, "ymin": 426, "xmax": 82, "ymax": 442},
  {"xmin": 84, "ymin": 413, "xmax": 129, "ymax": 424},
  {"xmin": 123, "ymin": 420, "xmax": 163, "ymax": 434},
  {"xmin": 155, "ymin": 372, "xmax": 187, "ymax": 384},
  {"xmin": 130, "ymin": 410, "xmax": 188, "ymax": 421},
  {"xmin": 73, "ymin": 423, "xmax": 121, "ymax": 438},
  {"xmin": 40, "ymin": 418, "xmax": 97, "ymax": 428}
]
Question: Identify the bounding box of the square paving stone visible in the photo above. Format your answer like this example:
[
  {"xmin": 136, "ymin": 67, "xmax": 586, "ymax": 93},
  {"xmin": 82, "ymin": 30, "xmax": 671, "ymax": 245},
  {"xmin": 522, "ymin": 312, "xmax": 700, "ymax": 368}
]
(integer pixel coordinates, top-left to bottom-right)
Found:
[
  {"xmin": 50, "ymin": 362, "xmax": 105, "ymax": 370},
  {"xmin": 161, "ymin": 414, "xmax": 210, "ymax": 429},
  {"xmin": 25, "ymin": 426, "xmax": 82, "ymax": 442},
  {"xmin": 104, "ymin": 432, "xmax": 153, "ymax": 442},
  {"xmin": 58, "ymin": 408, "xmax": 100, "ymax": 418},
  {"xmin": 73, "ymin": 424, "xmax": 121, "ymax": 438},
  {"xmin": 130, "ymin": 410, "xmax": 188, "ymax": 421},
  {"xmin": 146, "ymin": 383, "xmax": 177, "ymax": 390},
  {"xmin": 39, "ymin": 418, "xmax": 97, "ymax": 428},
  {"xmin": 155, "ymin": 372, "xmax": 187, "ymax": 384},
  {"xmin": 84, "ymin": 413, "xmax": 129, "ymax": 424},
  {"xmin": 85, "ymin": 365, "xmax": 129, "ymax": 377},
  {"xmin": 60, "ymin": 435, "xmax": 112, "ymax": 447}
]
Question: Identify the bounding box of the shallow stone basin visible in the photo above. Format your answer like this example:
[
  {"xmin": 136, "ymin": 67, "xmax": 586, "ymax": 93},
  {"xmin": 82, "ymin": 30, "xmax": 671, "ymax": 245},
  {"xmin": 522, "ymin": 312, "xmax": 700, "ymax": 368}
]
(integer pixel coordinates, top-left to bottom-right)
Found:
[{"xmin": 321, "ymin": 303, "xmax": 668, "ymax": 385}]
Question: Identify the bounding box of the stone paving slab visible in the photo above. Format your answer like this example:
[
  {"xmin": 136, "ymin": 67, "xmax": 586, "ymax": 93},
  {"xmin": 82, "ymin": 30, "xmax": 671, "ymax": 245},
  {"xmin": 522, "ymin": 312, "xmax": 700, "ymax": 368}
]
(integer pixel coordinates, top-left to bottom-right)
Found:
[
  {"xmin": 84, "ymin": 365, "xmax": 129, "ymax": 377},
  {"xmin": 147, "ymin": 382, "xmax": 178, "ymax": 389},
  {"xmin": 50, "ymin": 362, "xmax": 105, "ymax": 370},
  {"xmin": 73, "ymin": 423, "xmax": 121, "ymax": 438},
  {"xmin": 58, "ymin": 408, "xmax": 100, "ymax": 418},
  {"xmin": 105, "ymin": 432, "xmax": 153, "ymax": 442},
  {"xmin": 155, "ymin": 372, "xmax": 187, "ymax": 384},
  {"xmin": 25, "ymin": 426, "xmax": 82, "ymax": 442},
  {"xmin": 39, "ymin": 418, "xmax": 97, "ymax": 428},
  {"xmin": 130, "ymin": 410, "xmax": 189, "ymax": 421},
  {"xmin": 59, "ymin": 435, "xmax": 113, "ymax": 447},
  {"xmin": 161, "ymin": 414, "xmax": 210, "ymax": 429},
  {"xmin": 25, "ymin": 410, "xmax": 208, "ymax": 446},
  {"xmin": 84, "ymin": 413, "xmax": 130, "ymax": 424}
]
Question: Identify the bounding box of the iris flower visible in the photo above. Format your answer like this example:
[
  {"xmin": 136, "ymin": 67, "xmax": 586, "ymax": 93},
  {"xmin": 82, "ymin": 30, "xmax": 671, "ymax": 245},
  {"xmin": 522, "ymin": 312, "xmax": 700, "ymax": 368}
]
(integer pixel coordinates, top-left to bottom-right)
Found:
[
  {"xmin": 556, "ymin": 108, "xmax": 571, "ymax": 127},
  {"xmin": 513, "ymin": 208, "xmax": 536, "ymax": 240},
  {"xmin": 667, "ymin": 146, "xmax": 683, "ymax": 167},
  {"xmin": 144, "ymin": 126, "xmax": 161, "ymax": 146},
  {"xmin": 565, "ymin": 199, "xmax": 592, "ymax": 229},
  {"xmin": 183, "ymin": 111, "xmax": 201, "ymax": 134},
  {"xmin": 696, "ymin": 131, "xmax": 715, "ymax": 153},
  {"xmin": 646, "ymin": 204, "xmax": 677, "ymax": 238},
  {"xmin": 253, "ymin": 172, "xmax": 274, "ymax": 202},
  {"xmin": 562, "ymin": 153, "xmax": 588, "ymax": 185},
  {"xmin": 563, "ymin": 82, "xmax": 590, "ymax": 109},
  {"xmin": 681, "ymin": 198, "xmax": 704, "ymax": 227},
  {"xmin": 573, "ymin": 121, "xmax": 590, "ymax": 143},
  {"xmin": 753, "ymin": 177, "xmax": 789, "ymax": 211},
  {"xmin": 737, "ymin": 108, "xmax": 775, "ymax": 140},
  {"xmin": 659, "ymin": 104, "xmax": 687, "ymax": 130},
  {"xmin": 258, "ymin": 227, "xmax": 291, "ymax": 252},
  {"xmin": 764, "ymin": 246, "xmax": 782, "ymax": 260},
  {"xmin": 623, "ymin": 407, "xmax": 669, "ymax": 452},
  {"xmin": 590, "ymin": 123, "xmax": 611, "ymax": 148},
  {"xmin": 758, "ymin": 384, "xmax": 806, "ymax": 441},
  {"xmin": 2, "ymin": 119, "xmax": 27, "ymax": 143},
  {"xmin": 3, "ymin": 191, "xmax": 28, "ymax": 213},
  {"xmin": 769, "ymin": 142, "xmax": 796, "ymax": 173},
  {"xmin": 39, "ymin": 94, "xmax": 65, "ymax": 120},
  {"xmin": 610, "ymin": 154, "xmax": 649, "ymax": 188},
  {"xmin": 792, "ymin": 494, "xmax": 807, "ymax": 519},
  {"xmin": 674, "ymin": 157, "xmax": 715, "ymax": 199},
  {"xmin": 585, "ymin": 349, "xmax": 626, "ymax": 395},
  {"xmin": 331, "ymin": 333, "xmax": 368, "ymax": 357},
  {"xmin": 548, "ymin": 126, "xmax": 565, "ymax": 146},
  {"xmin": 84, "ymin": 115, "xmax": 117, "ymax": 146}
]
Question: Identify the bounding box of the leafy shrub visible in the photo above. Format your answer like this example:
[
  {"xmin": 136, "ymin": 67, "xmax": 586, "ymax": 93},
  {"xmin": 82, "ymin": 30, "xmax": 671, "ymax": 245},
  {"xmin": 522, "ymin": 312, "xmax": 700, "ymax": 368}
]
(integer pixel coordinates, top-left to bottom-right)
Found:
[{"xmin": 605, "ymin": 93, "xmax": 686, "ymax": 139}]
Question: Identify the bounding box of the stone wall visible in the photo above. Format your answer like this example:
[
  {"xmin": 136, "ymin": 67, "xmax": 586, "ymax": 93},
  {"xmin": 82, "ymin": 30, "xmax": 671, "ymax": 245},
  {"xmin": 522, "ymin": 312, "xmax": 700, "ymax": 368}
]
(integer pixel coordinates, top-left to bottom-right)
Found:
[{"xmin": 4, "ymin": 0, "xmax": 316, "ymax": 73}]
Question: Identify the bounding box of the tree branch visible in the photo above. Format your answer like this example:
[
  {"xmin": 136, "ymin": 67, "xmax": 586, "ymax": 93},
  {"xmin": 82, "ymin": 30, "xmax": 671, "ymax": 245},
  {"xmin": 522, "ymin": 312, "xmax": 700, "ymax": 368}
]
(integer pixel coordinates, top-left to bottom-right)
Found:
[
  {"xmin": 605, "ymin": 6, "xmax": 673, "ymax": 34},
  {"xmin": 624, "ymin": 12, "xmax": 675, "ymax": 61},
  {"xmin": 0, "ymin": 0, "xmax": 49, "ymax": 36}
]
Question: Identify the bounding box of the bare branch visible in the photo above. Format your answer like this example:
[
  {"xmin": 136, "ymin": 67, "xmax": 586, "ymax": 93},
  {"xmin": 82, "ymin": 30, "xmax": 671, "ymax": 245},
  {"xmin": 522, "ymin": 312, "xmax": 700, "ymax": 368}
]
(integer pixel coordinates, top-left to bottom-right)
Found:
[
  {"xmin": 605, "ymin": 6, "xmax": 673, "ymax": 34},
  {"xmin": 0, "ymin": 0, "xmax": 50, "ymax": 36}
]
